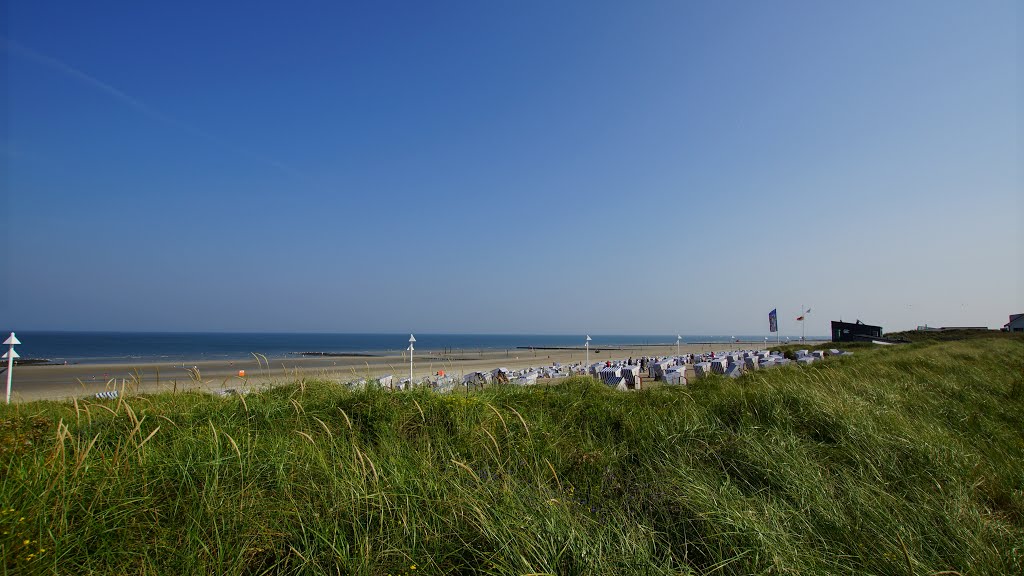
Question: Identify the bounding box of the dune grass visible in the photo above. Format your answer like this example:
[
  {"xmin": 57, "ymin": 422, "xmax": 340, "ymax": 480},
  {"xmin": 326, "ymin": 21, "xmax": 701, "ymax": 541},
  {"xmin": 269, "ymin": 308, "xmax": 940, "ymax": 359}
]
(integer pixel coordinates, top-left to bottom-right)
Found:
[
  {"xmin": 1, "ymin": 337, "xmax": 1022, "ymax": 574},
  {"xmin": 884, "ymin": 329, "xmax": 1022, "ymax": 343}
]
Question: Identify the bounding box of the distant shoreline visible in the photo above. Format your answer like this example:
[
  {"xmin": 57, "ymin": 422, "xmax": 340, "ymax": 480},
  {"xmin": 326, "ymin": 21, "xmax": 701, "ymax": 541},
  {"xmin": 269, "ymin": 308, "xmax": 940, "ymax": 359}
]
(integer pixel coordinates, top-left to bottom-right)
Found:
[
  {"xmin": 8, "ymin": 332, "xmax": 827, "ymax": 368},
  {"xmin": 4, "ymin": 341, "xmax": 829, "ymax": 402},
  {"xmin": 297, "ymin": 352, "xmax": 379, "ymax": 357},
  {"xmin": 9, "ymin": 338, "xmax": 826, "ymax": 368}
]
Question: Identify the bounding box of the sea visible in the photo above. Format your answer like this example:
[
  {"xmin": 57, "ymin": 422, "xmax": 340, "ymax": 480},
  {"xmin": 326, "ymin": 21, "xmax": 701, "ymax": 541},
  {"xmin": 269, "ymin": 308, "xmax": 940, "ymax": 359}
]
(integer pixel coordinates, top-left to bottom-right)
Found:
[{"xmin": 4, "ymin": 332, "xmax": 812, "ymax": 365}]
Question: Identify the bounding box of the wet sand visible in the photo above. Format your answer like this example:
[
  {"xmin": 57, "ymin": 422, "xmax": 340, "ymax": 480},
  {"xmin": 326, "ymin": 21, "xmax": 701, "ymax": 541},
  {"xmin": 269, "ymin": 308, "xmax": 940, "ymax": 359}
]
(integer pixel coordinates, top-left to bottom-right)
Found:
[{"xmin": 6, "ymin": 341, "xmax": 823, "ymax": 402}]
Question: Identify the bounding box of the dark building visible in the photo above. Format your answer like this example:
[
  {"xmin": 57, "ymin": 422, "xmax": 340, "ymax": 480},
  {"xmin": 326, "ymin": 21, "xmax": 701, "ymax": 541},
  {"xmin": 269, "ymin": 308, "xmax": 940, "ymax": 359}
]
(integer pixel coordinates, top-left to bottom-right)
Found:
[
  {"xmin": 1003, "ymin": 314, "xmax": 1024, "ymax": 332},
  {"xmin": 831, "ymin": 320, "xmax": 883, "ymax": 342}
]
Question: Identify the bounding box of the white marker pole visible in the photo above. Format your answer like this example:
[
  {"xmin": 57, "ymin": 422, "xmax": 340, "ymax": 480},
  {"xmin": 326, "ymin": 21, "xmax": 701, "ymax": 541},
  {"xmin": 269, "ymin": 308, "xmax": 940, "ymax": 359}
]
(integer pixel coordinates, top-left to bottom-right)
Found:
[
  {"xmin": 585, "ymin": 335, "xmax": 591, "ymax": 366},
  {"xmin": 676, "ymin": 335, "xmax": 682, "ymax": 358},
  {"xmin": 408, "ymin": 334, "xmax": 416, "ymax": 384},
  {"xmin": 3, "ymin": 333, "xmax": 21, "ymax": 405}
]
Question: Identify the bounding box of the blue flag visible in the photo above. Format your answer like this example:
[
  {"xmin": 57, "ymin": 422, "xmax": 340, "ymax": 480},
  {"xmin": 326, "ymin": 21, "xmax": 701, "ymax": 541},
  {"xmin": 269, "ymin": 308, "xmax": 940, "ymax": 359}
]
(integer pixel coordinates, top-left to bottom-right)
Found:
[{"xmin": 769, "ymin": 309, "xmax": 778, "ymax": 333}]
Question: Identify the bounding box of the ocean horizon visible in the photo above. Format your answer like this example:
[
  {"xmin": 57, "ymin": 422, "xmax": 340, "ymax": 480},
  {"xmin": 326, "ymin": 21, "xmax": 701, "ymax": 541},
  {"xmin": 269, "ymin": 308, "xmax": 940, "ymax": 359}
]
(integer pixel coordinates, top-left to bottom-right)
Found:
[{"xmin": 5, "ymin": 331, "xmax": 824, "ymax": 365}]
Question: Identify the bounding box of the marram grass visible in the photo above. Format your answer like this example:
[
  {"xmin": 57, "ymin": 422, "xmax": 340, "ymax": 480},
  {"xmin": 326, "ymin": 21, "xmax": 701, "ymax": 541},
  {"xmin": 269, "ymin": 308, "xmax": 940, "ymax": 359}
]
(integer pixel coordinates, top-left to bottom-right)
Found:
[{"xmin": 1, "ymin": 337, "xmax": 1022, "ymax": 575}]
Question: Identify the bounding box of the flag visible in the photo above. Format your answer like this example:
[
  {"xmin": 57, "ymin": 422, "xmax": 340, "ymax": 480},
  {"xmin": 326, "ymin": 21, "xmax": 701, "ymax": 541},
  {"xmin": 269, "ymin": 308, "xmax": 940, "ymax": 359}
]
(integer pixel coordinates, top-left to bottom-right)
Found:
[{"xmin": 769, "ymin": 309, "xmax": 778, "ymax": 333}]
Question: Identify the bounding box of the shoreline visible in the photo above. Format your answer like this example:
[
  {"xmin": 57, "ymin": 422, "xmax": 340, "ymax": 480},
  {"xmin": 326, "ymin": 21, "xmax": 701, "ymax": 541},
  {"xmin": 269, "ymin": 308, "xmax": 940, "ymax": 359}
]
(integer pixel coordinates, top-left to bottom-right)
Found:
[
  {"xmin": 7, "ymin": 332, "xmax": 825, "ymax": 366},
  {"xmin": 5, "ymin": 341, "xmax": 828, "ymax": 403},
  {"xmin": 12, "ymin": 340, "xmax": 814, "ymax": 367}
]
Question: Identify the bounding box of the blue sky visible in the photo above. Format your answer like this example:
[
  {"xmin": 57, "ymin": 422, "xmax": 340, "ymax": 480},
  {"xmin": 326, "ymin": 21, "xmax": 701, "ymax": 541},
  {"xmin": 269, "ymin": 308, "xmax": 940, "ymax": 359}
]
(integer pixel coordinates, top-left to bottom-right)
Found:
[{"xmin": 2, "ymin": 1, "xmax": 1020, "ymax": 335}]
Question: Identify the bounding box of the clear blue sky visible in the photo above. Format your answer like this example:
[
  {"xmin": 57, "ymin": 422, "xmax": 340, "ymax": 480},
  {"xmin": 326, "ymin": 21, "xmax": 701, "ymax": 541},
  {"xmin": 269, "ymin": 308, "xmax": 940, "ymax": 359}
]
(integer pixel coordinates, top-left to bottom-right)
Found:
[{"xmin": 2, "ymin": 1, "xmax": 1020, "ymax": 335}]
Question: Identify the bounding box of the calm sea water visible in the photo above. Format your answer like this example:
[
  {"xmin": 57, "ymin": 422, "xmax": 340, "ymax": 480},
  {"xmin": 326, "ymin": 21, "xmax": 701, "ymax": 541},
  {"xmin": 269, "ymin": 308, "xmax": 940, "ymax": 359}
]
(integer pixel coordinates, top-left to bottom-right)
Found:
[{"xmin": 5, "ymin": 332, "xmax": 801, "ymax": 365}]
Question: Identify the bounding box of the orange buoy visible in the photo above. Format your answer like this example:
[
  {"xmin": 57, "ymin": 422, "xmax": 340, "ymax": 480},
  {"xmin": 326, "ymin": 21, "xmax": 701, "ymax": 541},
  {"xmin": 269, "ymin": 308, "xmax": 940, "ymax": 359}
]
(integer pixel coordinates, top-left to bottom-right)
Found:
[{"xmin": 238, "ymin": 370, "xmax": 246, "ymax": 378}]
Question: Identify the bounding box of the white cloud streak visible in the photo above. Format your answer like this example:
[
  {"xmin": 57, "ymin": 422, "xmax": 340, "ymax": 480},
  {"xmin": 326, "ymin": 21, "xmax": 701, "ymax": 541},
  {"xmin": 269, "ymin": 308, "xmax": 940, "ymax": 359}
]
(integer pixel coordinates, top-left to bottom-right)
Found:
[{"xmin": 2, "ymin": 37, "xmax": 309, "ymax": 181}]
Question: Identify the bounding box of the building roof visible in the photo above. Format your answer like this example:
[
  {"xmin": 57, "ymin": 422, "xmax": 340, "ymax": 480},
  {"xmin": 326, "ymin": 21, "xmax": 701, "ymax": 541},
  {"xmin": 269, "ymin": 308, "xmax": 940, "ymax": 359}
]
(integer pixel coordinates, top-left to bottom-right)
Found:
[{"xmin": 1004, "ymin": 313, "xmax": 1024, "ymax": 328}]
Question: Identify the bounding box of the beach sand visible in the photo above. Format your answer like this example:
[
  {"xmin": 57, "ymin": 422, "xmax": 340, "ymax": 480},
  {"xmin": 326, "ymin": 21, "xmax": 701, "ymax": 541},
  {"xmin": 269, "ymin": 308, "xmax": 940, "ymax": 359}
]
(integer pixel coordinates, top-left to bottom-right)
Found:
[{"xmin": 7, "ymin": 341, "xmax": 824, "ymax": 402}]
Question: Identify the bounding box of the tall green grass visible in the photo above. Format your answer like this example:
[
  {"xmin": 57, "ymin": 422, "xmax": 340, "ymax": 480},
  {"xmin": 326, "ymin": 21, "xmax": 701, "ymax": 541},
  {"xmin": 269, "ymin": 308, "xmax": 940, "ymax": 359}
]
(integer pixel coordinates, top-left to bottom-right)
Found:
[
  {"xmin": 885, "ymin": 329, "xmax": 1023, "ymax": 343},
  {"xmin": 1, "ymin": 338, "xmax": 1022, "ymax": 574}
]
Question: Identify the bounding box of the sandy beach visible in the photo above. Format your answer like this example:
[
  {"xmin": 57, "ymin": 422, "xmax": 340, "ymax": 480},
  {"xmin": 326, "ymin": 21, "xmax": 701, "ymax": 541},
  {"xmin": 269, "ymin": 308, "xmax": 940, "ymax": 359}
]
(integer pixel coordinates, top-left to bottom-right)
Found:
[{"xmin": 6, "ymin": 341, "xmax": 824, "ymax": 402}]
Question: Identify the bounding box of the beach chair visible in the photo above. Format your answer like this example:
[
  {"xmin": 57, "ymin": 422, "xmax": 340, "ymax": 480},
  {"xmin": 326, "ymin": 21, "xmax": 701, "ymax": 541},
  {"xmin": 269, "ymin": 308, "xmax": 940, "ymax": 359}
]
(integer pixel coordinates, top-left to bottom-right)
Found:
[
  {"xmin": 515, "ymin": 371, "xmax": 539, "ymax": 386},
  {"xmin": 434, "ymin": 378, "xmax": 458, "ymax": 394},
  {"xmin": 710, "ymin": 359, "xmax": 728, "ymax": 374},
  {"xmin": 664, "ymin": 368, "xmax": 686, "ymax": 385},
  {"xmin": 599, "ymin": 367, "xmax": 623, "ymax": 386},
  {"xmin": 621, "ymin": 365, "xmax": 642, "ymax": 389},
  {"xmin": 694, "ymin": 362, "xmax": 712, "ymax": 378}
]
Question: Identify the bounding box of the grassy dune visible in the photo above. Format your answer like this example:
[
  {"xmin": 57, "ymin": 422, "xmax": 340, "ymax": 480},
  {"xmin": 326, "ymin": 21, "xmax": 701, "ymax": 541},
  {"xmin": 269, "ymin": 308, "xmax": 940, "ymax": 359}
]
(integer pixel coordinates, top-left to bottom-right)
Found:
[{"xmin": 1, "ymin": 337, "xmax": 1022, "ymax": 575}]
